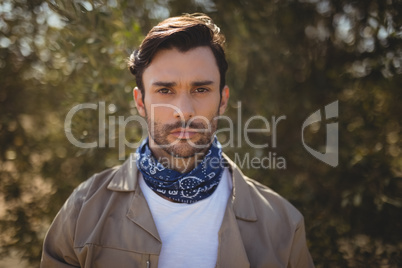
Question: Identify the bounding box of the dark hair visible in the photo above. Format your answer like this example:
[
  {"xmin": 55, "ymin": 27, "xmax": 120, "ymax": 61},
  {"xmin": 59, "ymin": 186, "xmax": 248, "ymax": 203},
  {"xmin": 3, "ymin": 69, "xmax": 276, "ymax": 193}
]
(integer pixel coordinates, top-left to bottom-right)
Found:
[{"xmin": 128, "ymin": 13, "xmax": 228, "ymax": 95}]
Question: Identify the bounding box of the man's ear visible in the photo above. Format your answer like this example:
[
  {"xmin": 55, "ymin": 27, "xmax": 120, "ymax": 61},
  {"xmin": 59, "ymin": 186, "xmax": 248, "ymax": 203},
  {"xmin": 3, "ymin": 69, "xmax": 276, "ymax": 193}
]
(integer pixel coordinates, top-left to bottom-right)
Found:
[
  {"xmin": 133, "ymin": 87, "xmax": 146, "ymax": 117},
  {"xmin": 219, "ymin": 86, "xmax": 230, "ymax": 115}
]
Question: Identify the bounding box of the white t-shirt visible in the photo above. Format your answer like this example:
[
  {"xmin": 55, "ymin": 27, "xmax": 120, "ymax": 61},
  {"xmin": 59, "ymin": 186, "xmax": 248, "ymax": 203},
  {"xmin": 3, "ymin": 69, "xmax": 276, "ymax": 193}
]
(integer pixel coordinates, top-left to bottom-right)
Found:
[{"xmin": 139, "ymin": 168, "xmax": 232, "ymax": 268}]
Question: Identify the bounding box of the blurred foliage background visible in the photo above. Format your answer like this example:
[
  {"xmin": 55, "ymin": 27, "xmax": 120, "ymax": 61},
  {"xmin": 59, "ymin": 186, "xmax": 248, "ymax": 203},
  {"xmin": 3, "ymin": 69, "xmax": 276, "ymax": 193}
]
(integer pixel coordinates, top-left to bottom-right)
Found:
[{"xmin": 0, "ymin": 0, "xmax": 401, "ymax": 267}]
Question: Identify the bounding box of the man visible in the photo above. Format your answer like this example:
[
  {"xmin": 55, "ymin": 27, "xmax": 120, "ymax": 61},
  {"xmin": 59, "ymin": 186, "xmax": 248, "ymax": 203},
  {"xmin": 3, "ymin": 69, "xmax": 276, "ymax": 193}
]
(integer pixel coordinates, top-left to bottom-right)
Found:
[{"xmin": 41, "ymin": 14, "xmax": 314, "ymax": 267}]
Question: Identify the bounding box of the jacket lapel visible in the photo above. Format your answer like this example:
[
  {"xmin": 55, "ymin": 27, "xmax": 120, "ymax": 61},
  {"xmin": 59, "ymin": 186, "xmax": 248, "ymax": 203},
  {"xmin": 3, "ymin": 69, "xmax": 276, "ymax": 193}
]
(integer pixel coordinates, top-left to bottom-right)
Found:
[
  {"xmin": 223, "ymin": 154, "xmax": 258, "ymax": 222},
  {"xmin": 126, "ymin": 188, "xmax": 162, "ymax": 244},
  {"xmin": 216, "ymin": 155, "xmax": 260, "ymax": 268},
  {"xmin": 107, "ymin": 155, "xmax": 162, "ymax": 250},
  {"xmin": 216, "ymin": 198, "xmax": 251, "ymax": 268}
]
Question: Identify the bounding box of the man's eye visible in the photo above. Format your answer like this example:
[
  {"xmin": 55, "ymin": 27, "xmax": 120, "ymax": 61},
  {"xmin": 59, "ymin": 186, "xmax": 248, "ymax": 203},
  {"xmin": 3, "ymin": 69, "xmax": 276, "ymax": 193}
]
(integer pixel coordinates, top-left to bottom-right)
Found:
[
  {"xmin": 158, "ymin": 88, "xmax": 171, "ymax": 94},
  {"xmin": 195, "ymin": 88, "xmax": 209, "ymax": 93}
]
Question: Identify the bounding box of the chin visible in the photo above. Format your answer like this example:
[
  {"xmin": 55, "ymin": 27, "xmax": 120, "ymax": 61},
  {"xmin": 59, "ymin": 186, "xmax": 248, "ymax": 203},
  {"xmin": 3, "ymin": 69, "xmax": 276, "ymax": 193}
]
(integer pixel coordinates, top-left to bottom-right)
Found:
[{"xmin": 165, "ymin": 143, "xmax": 208, "ymax": 159}]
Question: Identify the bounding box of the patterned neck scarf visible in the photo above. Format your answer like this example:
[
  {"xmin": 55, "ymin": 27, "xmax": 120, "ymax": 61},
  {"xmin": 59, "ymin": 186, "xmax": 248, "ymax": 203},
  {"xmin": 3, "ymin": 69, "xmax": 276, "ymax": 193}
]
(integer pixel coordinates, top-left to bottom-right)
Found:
[{"xmin": 135, "ymin": 137, "xmax": 224, "ymax": 204}]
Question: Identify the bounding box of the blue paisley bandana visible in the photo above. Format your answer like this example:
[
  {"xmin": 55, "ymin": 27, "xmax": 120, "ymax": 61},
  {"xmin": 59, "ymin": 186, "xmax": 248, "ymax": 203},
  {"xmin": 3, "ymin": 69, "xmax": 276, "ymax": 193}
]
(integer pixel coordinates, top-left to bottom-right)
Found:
[{"xmin": 135, "ymin": 137, "xmax": 224, "ymax": 204}]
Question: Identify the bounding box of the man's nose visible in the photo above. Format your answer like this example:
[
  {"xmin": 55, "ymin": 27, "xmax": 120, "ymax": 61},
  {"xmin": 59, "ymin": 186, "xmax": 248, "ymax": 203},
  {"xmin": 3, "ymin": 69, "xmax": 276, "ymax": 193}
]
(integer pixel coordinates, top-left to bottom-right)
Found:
[{"xmin": 173, "ymin": 93, "xmax": 195, "ymax": 121}]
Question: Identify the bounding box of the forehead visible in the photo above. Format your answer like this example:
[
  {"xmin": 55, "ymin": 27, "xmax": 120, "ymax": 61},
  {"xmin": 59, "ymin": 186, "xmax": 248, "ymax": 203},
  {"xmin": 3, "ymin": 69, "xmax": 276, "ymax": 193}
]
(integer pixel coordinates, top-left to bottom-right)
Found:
[{"xmin": 142, "ymin": 46, "xmax": 220, "ymax": 87}]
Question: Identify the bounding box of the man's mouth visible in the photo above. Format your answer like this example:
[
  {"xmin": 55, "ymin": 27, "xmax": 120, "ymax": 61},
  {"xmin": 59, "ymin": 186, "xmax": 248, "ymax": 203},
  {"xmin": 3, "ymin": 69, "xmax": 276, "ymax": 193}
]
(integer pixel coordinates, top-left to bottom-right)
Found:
[{"xmin": 170, "ymin": 128, "xmax": 199, "ymax": 139}]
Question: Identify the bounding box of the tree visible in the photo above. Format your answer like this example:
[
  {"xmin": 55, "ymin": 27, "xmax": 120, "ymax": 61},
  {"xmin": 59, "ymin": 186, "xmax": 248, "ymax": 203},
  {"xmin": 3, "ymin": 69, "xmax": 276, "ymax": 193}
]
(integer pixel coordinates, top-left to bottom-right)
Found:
[{"xmin": 0, "ymin": 0, "xmax": 401, "ymax": 266}]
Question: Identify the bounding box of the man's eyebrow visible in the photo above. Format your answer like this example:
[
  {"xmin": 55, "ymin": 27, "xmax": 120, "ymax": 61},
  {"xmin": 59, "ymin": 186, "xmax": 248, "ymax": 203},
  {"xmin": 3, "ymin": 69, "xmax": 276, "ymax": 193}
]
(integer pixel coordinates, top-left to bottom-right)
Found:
[
  {"xmin": 152, "ymin": 81, "xmax": 177, "ymax": 87},
  {"xmin": 152, "ymin": 81, "xmax": 215, "ymax": 87},
  {"xmin": 191, "ymin": 80, "xmax": 214, "ymax": 87}
]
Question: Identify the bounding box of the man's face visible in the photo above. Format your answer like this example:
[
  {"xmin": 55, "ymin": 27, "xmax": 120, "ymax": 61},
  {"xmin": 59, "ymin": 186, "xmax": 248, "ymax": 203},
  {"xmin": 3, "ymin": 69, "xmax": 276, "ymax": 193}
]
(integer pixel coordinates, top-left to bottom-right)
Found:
[{"xmin": 134, "ymin": 46, "xmax": 229, "ymax": 158}]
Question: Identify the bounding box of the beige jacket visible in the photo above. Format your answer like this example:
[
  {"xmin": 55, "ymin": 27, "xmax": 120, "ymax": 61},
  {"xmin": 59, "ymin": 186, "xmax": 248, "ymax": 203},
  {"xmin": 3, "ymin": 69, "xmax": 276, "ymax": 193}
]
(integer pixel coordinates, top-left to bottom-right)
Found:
[{"xmin": 41, "ymin": 155, "xmax": 314, "ymax": 268}]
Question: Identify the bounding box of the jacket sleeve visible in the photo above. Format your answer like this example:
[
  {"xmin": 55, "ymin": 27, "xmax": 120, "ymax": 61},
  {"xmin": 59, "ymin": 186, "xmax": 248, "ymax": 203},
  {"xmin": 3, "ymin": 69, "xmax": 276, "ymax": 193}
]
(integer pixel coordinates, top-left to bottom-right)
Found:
[
  {"xmin": 40, "ymin": 180, "xmax": 90, "ymax": 268},
  {"xmin": 288, "ymin": 217, "xmax": 315, "ymax": 268}
]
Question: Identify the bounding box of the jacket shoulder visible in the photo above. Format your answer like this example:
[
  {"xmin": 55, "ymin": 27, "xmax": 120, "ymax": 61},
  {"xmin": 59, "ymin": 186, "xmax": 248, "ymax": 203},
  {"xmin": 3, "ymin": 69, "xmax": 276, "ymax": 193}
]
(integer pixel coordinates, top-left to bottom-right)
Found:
[
  {"xmin": 243, "ymin": 175, "xmax": 304, "ymax": 226},
  {"xmin": 63, "ymin": 165, "xmax": 122, "ymax": 211}
]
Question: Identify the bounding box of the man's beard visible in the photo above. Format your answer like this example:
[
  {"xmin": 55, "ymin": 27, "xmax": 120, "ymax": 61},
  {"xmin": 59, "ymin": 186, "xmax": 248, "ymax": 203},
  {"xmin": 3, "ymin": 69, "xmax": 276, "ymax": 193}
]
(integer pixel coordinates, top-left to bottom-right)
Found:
[{"xmin": 147, "ymin": 116, "xmax": 218, "ymax": 158}]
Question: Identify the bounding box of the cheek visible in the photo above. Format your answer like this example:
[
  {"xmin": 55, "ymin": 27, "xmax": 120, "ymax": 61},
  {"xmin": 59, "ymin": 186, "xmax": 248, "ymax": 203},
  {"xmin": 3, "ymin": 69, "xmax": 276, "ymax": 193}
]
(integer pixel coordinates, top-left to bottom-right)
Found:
[
  {"xmin": 197, "ymin": 98, "xmax": 220, "ymax": 116},
  {"xmin": 144, "ymin": 103, "xmax": 175, "ymax": 122}
]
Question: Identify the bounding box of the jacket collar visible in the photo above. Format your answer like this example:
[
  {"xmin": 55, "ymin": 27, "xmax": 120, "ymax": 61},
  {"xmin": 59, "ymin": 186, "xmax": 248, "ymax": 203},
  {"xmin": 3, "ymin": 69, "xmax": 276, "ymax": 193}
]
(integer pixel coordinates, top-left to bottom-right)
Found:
[
  {"xmin": 107, "ymin": 152, "xmax": 258, "ymax": 222},
  {"xmin": 223, "ymin": 154, "xmax": 258, "ymax": 222},
  {"xmin": 107, "ymin": 154, "xmax": 138, "ymax": 192}
]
